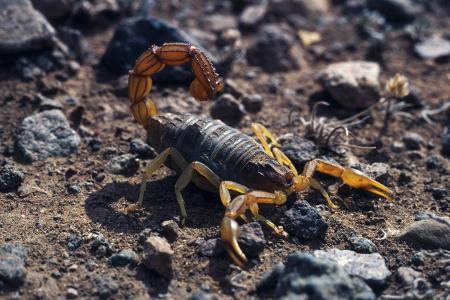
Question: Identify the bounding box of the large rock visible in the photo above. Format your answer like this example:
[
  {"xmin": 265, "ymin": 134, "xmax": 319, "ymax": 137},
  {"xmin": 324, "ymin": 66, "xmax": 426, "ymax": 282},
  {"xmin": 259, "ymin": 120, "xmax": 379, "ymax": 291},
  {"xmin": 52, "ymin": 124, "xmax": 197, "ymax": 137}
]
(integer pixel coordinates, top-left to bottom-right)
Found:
[
  {"xmin": 31, "ymin": 0, "xmax": 73, "ymax": 20},
  {"xmin": 317, "ymin": 61, "xmax": 381, "ymax": 109},
  {"xmin": 0, "ymin": 0, "xmax": 55, "ymax": 54},
  {"xmin": 398, "ymin": 216, "xmax": 450, "ymax": 250},
  {"xmin": 0, "ymin": 243, "xmax": 28, "ymax": 286},
  {"xmin": 238, "ymin": 222, "xmax": 266, "ymax": 258},
  {"xmin": 14, "ymin": 110, "xmax": 80, "ymax": 162},
  {"xmin": 314, "ymin": 249, "xmax": 391, "ymax": 288},
  {"xmin": 279, "ymin": 134, "xmax": 319, "ymax": 169},
  {"xmin": 257, "ymin": 252, "xmax": 375, "ymax": 300},
  {"xmin": 101, "ymin": 16, "xmax": 215, "ymax": 84}
]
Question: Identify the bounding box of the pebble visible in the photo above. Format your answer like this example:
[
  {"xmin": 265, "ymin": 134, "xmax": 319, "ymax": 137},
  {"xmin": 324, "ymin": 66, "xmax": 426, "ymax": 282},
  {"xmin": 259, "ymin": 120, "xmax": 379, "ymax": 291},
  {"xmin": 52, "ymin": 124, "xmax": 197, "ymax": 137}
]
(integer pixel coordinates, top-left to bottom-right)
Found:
[
  {"xmin": 210, "ymin": 94, "xmax": 246, "ymax": 125},
  {"xmin": 57, "ymin": 27, "xmax": 90, "ymax": 63},
  {"xmin": 398, "ymin": 216, "xmax": 450, "ymax": 250},
  {"xmin": 198, "ymin": 238, "xmax": 225, "ymax": 257},
  {"xmin": 67, "ymin": 185, "xmax": 81, "ymax": 195},
  {"xmin": 396, "ymin": 266, "xmax": 421, "ymax": 285},
  {"xmin": 90, "ymin": 234, "xmax": 113, "ymax": 258},
  {"xmin": 269, "ymin": 0, "xmax": 330, "ymax": 17},
  {"xmin": 402, "ymin": 132, "xmax": 423, "ymax": 150},
  {"xmin": 238, "ymin": 222, "xmax": 266, "ymax": 258},
  {"xmin": 203, "ymin": 14, "xmax": 237, "ymax": 33},
  {"xmin": 14, "ymin": 110, "xmax": 80, "ymax": 163},
  {"xmin": 348, "ymin": 235, "xmax": 378, "ymax": 254},
  {"xmin": 360, "ymin": 162, "xmax": 390, "ymax": 184},
  {"xmin": 425, "ymin": 155, "xmax": 442, "ymax": 170},
  {"xmin": 88, "ymin": 138, "xmax": 102, "ymax": 152},
  {"xmin": 186, "ymin": 291, "xmax": 219, "ymax": 300},
  {"xmin": 367, "ymin": 0, "xmax": 421, "ymax": 23},
  {"xmin": 66, "ymin": 287, "xmax": 78, "ymax": 299},
  {"xmin": 108, "ymin": 249, "xmax": 139, "ymax": 267},
  {"xmin": 314, "ymin": 249, "xmax": 391, "ymax": 287},
  {"xmin": 67, "ymin": 234, "xmax": 82, "ymax": 251},
  {"xmin": 0, "ymin": 243, "xmax": 28, "ymax": 286},
  {"xmin": 246, "ymin": 25, "xmax": 300, "ymax": 72},
  {"xmin": 239, "ymin": 3, "xmax": 268, "ymax": 31},
  {"xmin": 279, "ymin": 134, "xmax": 320, "ymax": 169},
  {"xmin": 37, "ymin": 95, "xmax": 63, "ymax": 111},
  {"xmin": 241, "ymin": 94, "xmax": 264, "ymax": 113},
  {"xmin": 105, "ymin": 154, "xmax": 139, "ymax": 177},
  {"xmin": 142, "ymin": 236, "xmax": 173, "ymax": 278},
  {"xmin": 94, "ymin": 276, "xmax": 119, "ymax": 299},
  {"xmin": 0, "ymin": 0, "xmax": 55, "ymax": 54},
  {"xmin": 414, "ymin": 37, "xmax": 450, "ymax": 60},
  {"xmin": 161, "ymin": 220, "xmax": 181, "ymax": 242},
  {"xmin": 0, "ymin": 165, "xmax": 25, "ymax": 192},
  {"xmin": 129, "ymin": 138, "xmax": 155, "ymax": 159},
  {"xmin": 257, "ymin": 252, "xmax": 375, "ymax": 299},
  {"xmin": 101, "ymin": 17, "xmax": 214, "ymax": 83},
  {"xmin": 316, "ymin": 61, "xmax": 380, "ymax": 109},
  {"xmin": 280, "ymin": 201, "xmax": 328, "ymax": 240}
]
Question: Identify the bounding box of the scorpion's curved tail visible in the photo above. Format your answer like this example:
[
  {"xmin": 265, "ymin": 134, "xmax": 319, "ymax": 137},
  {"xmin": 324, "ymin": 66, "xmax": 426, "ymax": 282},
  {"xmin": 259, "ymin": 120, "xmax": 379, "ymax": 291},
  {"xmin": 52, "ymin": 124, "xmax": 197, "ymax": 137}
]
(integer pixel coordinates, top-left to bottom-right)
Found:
[{"xmin": 128, "ymin": 42, "xmax": 223, "ymax": 127}]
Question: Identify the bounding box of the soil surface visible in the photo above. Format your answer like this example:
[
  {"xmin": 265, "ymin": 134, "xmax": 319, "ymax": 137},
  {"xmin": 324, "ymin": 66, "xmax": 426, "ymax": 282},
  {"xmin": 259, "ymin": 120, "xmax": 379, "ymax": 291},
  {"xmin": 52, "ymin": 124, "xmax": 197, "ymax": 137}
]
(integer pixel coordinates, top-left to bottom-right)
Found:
[{"xmin": 1, "ymin": 1, "xmax": 449, "ymax": 299}]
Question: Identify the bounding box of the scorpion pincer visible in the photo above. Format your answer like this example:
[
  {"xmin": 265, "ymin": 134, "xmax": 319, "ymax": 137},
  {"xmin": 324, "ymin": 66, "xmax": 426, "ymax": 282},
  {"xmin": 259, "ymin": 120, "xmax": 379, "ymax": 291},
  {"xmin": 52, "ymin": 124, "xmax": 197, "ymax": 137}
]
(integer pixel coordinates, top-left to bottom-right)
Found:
[{"xmin": 127, "ymin": 42, "xmax": 393, "ymax": 266}]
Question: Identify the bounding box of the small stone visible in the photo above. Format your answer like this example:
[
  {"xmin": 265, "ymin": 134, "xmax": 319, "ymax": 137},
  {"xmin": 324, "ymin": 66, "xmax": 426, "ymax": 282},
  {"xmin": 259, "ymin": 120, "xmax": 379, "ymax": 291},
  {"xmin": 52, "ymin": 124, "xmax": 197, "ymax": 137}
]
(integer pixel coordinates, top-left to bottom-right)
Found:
[
  {"xmin": 239, "ymin": 3, "xmax": 268, "ymax": 31},
  {"xmin": 108, "ymin": 249, "xmax": 139, "ymax": 267},
  {"xmin": 348, "ymin": 236, "xmax": 377, "ymax": 254},
  {"xmin": 0, "ymin": 0, "xmax": 56, "ymax": 54},
  {"xmin": 210, "ymin": 94, "xmax": 246, "ymax": 125},
  {"xmin": 0, "ymin": 165, "xmax": 25, "ymax": 192},
  {"xmin": 38, "ymin": 95, "xmax": 63, "ymax": 111},
  {"xmin": 0, "ymin": 243, "xmax": 27, "ymax": 286},
  {"xmin": 246, "ymin": 25, "xmax": 300, "ymax": 73},
  {"xmin": 396, "ymin": 267, "xmax": 421, "ymax": 285},
  {"xmin": 442, "ymin": 126, "xmax": 450, "ymax": 157},
  {"xmin": 203, "ymin": 14, "xmax": 237, "ymax": 33},
  {"xmin": 242, "ymin": 94, "xmax": 264, "ymax": 113},
  {"xmin": 402, "ymin": 132, "xmax": 423, "ymax": 150},
  {"xmin": 14, "ymin": 110, "xmax": 80, "ymax": 162},
  {"xmin": 161, "ymin": 220, "xmax": 181, "ymax": 242},
  {"xmin": 142, "ymin": 236, "xmax": 173, "ymax": 278},
  {"xmin": 280, "ymin": 201, "xmax": 328, "ymax": 240},
  {"xmin": 391, "ymin": 141, "xmax": 405, "ymax": 153},
  {"xmin": 186, "ymin": 291, "xmax": 219, "ymax": 300},
  {"xmin": 269, "ymin": 0, "xmax": 330, "ymax": 17},
  {"xmin": 129, "ymin": 138, "xmax": 155, "ymax": 159},
  {"xmin": 317, "ymin": 61, "xmax": 380, "ymax": 109},
  {"xmin": 360, "ymin": 162, "xmax": 390, "ymax": 184},
  {"xmin": 415, "ymin": 37, "xmax": 450, "ymax": 60},
  {"xmin": 85, "ymin": 260, "xmax": 96, "ymax": 272},
  {"xmin": 106, "ymin": 154, "xmax": 139, "ymax": 177},
  {"xmin": 367, "ymin": 0, "xmax": 421, "ymax": 23},
  {"xmin": 67, "ymin": 185, "xmax": 81, "ymax": 195},
  {"xmin": 238, "ymin": 222, "xmax": 266, "ymax": 258},
  {"xmin": 279, "ymin": 134, "xmax": 320, "ymax": 169},
  {"xmin": 425, "ymin": 155, "xmax": 442, "ymax": 170},
  {"xmin": 95, "ymin": 276, "xmax": 119, "ymax": 299},
  {"xmin": 88, "ymin": 138, "xmax": 102, "ymax": 152},
  {"xmin": 66, "ymin": 288, "xmax": 78, "ymax": 299},
  {"xmin": 90, "ymin": 234, "xmax": 113, "ymax": 258},
  {"xmin": 313, "ymin": 249, "xmax": 391, "ymax": 287},
  {"xmin": 68, "ymin": 264, "xmax": 78, "ymax": 272},
  {"xmin": 198, "ymin": 238, "xmax": 225, "ymax": 258},
  {"xmin": 398, "ymin": 216, "xmax": 450, "ymax": 250},
  {"xmin": 67, "ymin": 234, "xmax": 82, "ymax": 251}
]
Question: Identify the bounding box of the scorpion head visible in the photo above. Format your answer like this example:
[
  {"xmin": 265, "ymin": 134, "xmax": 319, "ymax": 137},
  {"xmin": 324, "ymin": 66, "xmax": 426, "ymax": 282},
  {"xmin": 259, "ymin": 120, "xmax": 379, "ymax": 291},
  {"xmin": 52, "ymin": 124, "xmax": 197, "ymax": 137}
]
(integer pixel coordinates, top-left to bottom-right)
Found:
[{"xmin": 247, "ymin": 157, "xmax": 294, "ymax": 192}]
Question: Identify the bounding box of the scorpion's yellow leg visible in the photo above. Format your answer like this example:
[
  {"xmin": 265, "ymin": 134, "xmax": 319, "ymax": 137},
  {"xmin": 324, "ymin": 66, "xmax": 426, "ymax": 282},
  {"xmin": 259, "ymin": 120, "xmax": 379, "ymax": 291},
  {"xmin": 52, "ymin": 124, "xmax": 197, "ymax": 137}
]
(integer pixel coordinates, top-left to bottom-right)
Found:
[
  {"xmin": 174, "ymin": 161, "xmax": 221, "ymax": 225},
  {"xmin": 128, "ymin": 147, "xmax": 188, "ymax": 212}
]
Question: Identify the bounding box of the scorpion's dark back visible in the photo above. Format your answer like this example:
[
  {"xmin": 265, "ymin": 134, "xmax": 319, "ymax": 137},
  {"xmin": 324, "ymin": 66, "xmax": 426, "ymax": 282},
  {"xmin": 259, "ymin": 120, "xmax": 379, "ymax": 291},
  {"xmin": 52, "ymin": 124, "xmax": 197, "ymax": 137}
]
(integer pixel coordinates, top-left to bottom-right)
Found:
[{"xmin": 146, "ymin": 113, "xmax": 293, "ymax": 191}]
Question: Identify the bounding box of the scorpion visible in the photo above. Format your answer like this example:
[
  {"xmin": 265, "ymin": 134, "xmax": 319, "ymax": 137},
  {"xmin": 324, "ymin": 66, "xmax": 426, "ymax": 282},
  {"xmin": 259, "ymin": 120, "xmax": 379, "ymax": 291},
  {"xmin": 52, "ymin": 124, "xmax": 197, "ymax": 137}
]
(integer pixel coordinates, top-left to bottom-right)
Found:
[{"xmin": 127, "ymin": 42, "xmax": 393, "ymax": 266}]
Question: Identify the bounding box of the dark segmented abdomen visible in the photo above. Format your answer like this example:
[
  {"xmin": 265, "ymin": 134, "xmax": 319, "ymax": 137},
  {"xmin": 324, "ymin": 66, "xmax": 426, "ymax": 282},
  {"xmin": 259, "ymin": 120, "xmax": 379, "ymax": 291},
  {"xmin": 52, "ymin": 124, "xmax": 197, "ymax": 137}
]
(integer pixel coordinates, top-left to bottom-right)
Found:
[{"xmin": 147, "ymin": 113, "xmax": 267, "ymax": 183}]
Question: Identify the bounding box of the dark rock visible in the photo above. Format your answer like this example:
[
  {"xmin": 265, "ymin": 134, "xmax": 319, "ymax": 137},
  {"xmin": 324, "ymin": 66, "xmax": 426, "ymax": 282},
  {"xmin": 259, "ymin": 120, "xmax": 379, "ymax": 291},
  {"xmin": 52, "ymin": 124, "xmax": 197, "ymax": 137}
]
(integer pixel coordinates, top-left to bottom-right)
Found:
[
  {"xmin": 246, "ymin": 25, "xmax": 300, "ymax": 73},
  {"xmin": 0, "ymin": 0, "xmax": 55, "ymax": 54},
  {"xmin": 31, "ymin": 0, "xmax": 73, "ymax": 20},
  {"xmin": 67, "ymin": 185, "xmax": 80, "ymax": 195},
  {"xmin": 415, "ymin": 37, "xmax": 450, "ymax": 61},
  {"xmin": 88, "ymin": 138, "xmax": 102, "ymax": 152},
  {"xmin": 57, "ymin": 27, "xmax": 90, "ymax": 63},
  {"xmin": 14, "ymin": 110, "xmax": 80, "ymax": 163},
  {"xmin": 90, "ymin": 234, "xmax": 113, "ymax": 258},
  {"xmin": 161, "ymin": 220, "xmax": 181, "ymax": 242},
  {"xmin": 106, "ymin": 154, "xmax": 139, "ymax": 177},
  {"xmin": 0, "ymin": 243, "xmax": 27, "ymax": 286},
  {"xmin": 238, "ymin": 222, "xmax": 266, "ymax": 258},
  {"xmin": 367, "ymin": 0, "xmax": 421, "ymax": 23},
  {"xmin": 210, "ymin": 94, "xmax": 246, "ymax": 124},
  {"xmin": 402, "ymin": 132, "xmax": 423, "ymax": 150},
  {"xmin": 317, "ymin": 61, "xmax": 380, "ymax": 109},
  {"xmin": 37, "ymin": 94, "xmax": 63, "ymax": 111},
  {"xmin": 129, "ymin": 138, "xmax": 155, "ymax": 159},
  {"xmin": 198, "ymin": 238, "xmax": 225, "ymax": 257},
  {"xmin": 396, "ymin": 266, "xmax": 421, "ymax": 285},
  {"xmin": 269, "ymin": 0, "xmax": 330, "ymax": 17},
  {"xmin": 101, "ymin": 16, "xmax": 214, "ymax": 83},
  {"xmin": 280, "ymin": 201, "xmax": 328, "ymax": 240},
  {"xmin": 67, "ymin": 234, "xmax": 82, "ymax": 251},
  {"xmin": 431, "ymin": 188, "xmax": 447, "ymax": 200},
  {"xmin": 203, "ymin": 14, "xmax": 237, "ymax": 33},
  {"xmin": 94, "ymin": 276, "xmax": 119, "ymax": 299},
  {"xmin": 242, "ymin": 94, "xmax": 264, "ymax": 113},
  {"xmin": 348, "ymin": 235, "xmax": 377, "ymax": 254},
  {"xmin": 425, "ymin": 155, "xmax": 442, "ymax": 170},
  {"xmin": 360, "ymin": 162, "xmax": 390, "ymax": 184},
  {"xmin": 66, "ymin": 287, "xmax": 78, "ymax": 299},
  {"xmin": 279, "ymin": 134, "xmax": 319, "ymax": 169},
  {"xmin": 108, "ymin": 249, "xmax": 139, "ymax": 267},
  {"xmin": 398, "ymin": 216, "xmax": 450, "ymax": 250},
  {"xmin": 186, "ymin": 291, "xmax": 219, "ymax": 300},
  {"xmin": 142, "ymin": 236, "xmax": 173, "ymax": 278},
  {"xmin": 0, "ymin": 165, "xmax": 25, "ymax": 192},
  {"xmin": 442, "ymin": 126, "xmax": 450, "ymax": 156},
  {"xmin": 314, "ymin": 249, "xmax": 391, "ymax": 287},
  {"xmin": 257, "ymin": 252, "xmax": 375, "ymax": 300}
]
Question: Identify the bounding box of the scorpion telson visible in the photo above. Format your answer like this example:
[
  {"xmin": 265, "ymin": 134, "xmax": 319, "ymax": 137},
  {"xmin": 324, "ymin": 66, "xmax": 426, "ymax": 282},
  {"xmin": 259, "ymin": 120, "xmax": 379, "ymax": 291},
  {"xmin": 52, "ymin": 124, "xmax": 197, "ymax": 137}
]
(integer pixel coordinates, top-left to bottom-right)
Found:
[{"xmin": 127, "ymin": 42, "xmax": 393, "ymax": 266}]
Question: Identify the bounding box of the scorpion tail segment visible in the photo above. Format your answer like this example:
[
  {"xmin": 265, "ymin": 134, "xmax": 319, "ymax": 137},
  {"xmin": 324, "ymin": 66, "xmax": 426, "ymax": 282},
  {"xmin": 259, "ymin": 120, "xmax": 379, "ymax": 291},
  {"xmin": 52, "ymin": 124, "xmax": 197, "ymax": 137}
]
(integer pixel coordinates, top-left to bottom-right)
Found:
[
  {"xmin": 340, "ymin": 168, "xmax": 394, "ymax": 201},
  {"xmin": 190, "ymin": 47, "xmax": 222, "ymax": 101},
  {"xmin": 133, "ymin": 47, "xmax": 165, "ymax": 76},
  {"xmin": 221, "ymin": 217, "xmax": 247, "ymax": 266},
  {"xmin": 130, "ymin": 98, "xmax": 157, "ymax": 126}
]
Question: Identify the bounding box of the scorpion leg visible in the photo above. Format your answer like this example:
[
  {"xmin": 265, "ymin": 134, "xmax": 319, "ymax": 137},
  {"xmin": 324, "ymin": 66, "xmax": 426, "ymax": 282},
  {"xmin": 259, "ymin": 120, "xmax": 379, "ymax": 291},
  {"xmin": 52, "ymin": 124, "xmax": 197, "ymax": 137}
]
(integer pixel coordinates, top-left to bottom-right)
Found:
[
  {"xmin": 174, "ymin": 161, "xmax": 221, "ymax": 225},
  {"xmin": 128, "ymin": 147, "xmax": 188, "ymax": 212}
]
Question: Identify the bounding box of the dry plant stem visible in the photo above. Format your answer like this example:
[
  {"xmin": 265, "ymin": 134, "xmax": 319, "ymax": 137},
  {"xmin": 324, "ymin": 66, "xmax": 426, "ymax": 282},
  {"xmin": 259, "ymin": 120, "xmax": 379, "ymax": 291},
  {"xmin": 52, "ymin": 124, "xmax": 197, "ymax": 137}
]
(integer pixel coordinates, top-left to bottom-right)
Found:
[{"xmin": 379, "ymin": 96, "xmax": 394, "ymax": 139}]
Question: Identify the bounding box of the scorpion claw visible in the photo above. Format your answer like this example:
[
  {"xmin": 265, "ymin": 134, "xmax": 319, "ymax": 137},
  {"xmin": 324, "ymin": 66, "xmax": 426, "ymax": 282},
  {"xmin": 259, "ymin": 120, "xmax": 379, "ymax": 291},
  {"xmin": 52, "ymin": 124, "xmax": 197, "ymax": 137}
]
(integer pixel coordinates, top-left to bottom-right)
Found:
[
  {"xmin": 221, "ymin": 217, "xmax": 247, "ymax": 266},
  {"xmin": 341, "ymin": 168, "xmax": 393, "ymax": 201}
]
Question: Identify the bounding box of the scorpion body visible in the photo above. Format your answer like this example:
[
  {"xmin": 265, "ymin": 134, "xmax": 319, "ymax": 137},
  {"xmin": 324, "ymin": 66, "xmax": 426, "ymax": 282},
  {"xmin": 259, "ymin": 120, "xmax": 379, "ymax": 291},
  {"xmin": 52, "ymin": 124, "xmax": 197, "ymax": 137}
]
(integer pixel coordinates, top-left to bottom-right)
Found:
[{"xmin": 127, "ymin": 43, "xmax": 393, "ymax": 266}]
